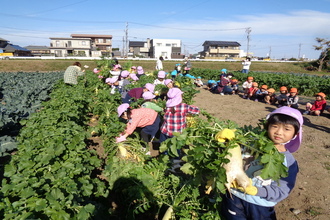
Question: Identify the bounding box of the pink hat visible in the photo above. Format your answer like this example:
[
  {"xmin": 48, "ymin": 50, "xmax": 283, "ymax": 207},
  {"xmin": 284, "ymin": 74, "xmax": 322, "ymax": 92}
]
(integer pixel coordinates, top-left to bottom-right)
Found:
[
  {"xmin": 131, "ymin": 66, "xmax": 136, "ymax": 69},
  {"xmin": 130, "ymin": 73, "xmax": 139, "ymax": 81},
  {"xmin": 117, "ymin": 103, "xmax": 129, "ymax": 117},
  {"xmin": 120, "ymin": 70, "xmax": 130, "ymax": 78},
  {"xmin": 105, "ymin": 77, "xmax": 117, "ymax": 84},
  {"xmin": 93, "ymin": 68, "xmax": 100, "ymax": 74},
  {"xmin": 164, "ymin": 79, "xmax": 173, "ymax": 86},
  {"xmin": 266, "ymin": 106, "xmax": 303, "ymax": 153},
  {"xmin": 166, "ymin": 88, "xmax": 184, "ymax": 107},
  {"xmin": 158, "ymin": 71, "xmax": 166, "ymax": 78},
  {"xmin": 142, "ymin": 91, "xmax": 156, "ymax": 100},
  {"xmin": 137, "ymin": 66, "xmax": 144, "ymax": 75},
  {"xmin": 144, "ymin": 83, "xmax": 155, "ymax": 93},
  {"xmin": 113, "ymin": 64, "xmax": 121, "ymax": 69}
]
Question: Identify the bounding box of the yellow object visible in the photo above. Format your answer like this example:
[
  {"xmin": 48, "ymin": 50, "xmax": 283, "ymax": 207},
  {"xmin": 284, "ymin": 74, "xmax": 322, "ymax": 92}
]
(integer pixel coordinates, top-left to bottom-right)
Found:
[
  {"xmin": 205, "ymin": 178, "xmax": 214, "ymax": 195},
  {"xmin": 174, "ymin": 82, "xmax": 181, "ymax": 88},
  {"xmin": 186, "ymin": 115, "xmax": 197, "ymax": 128},
  {"xmin": 162, "ymin": 206, "xmax": 173, "ymax": 220},
  {"xmin": 236, "ymin": 179, "xmax": 258, "ymax": 196},
  {"xmin": 215, "ymin": 128, "xmax": 236, "ymax": 142},
  {"xmin": 118, "ymin": 145, "xmax": 127, "ymax": 157}
]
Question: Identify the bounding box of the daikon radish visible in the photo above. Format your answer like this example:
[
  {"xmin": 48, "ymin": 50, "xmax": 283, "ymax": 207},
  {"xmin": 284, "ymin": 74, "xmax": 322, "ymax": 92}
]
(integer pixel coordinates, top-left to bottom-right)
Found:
[
  {"xmin": 215, "ymin": 129, "xmax": 251, "ymax": 192},
  {"xmin": 162, "ymin": 206, "xmax": 173, "ymax": 220}
]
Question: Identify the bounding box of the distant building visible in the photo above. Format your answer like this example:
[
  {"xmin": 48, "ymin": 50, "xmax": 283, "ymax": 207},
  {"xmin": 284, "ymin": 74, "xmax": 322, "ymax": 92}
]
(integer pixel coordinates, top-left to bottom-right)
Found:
[
  {"xmin": 71, "ymin": 34, "xmax": 112, "ymax": 57},
  {"xmin": 0, "ymin": 38, "xmax": 31, "ymax": 57},
  {"xmin": 24, "ymin": 45, "xmax": 51, "ymax": 57},
  {"xmin": 49, "ymin": 37, "xmax": 92, "ymax": 57},
  {"xmin": 200, "ymin": 41, "xmax": 241, "ymax": 59},
  {"xmin": 129, "ymin": 39, "xmax": 150, "ymax": 58},
  {"xmin": 149, "ymin": 39, "xmax": 183, "ymax": 59},
  {"xmin": 49, "ymin": 34, "xmax": 112, "ymax": 57}
]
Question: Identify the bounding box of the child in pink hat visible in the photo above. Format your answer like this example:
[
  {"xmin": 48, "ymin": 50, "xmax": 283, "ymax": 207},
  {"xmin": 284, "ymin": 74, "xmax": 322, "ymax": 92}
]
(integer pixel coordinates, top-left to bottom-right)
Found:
[
  {"xmin": 136, "ymin": 66, "xmax": 145, "ymax": 78},
  {"xmin": 222, "ymin": 106, "xmax": 303, "ymax": 219},
  {"xmin": 116, "ymin": 104, "xmax": 161, "ymax": 147},
  {"xmin": 153, "ymin": 71, "xmax": 167, "ymax": 85},
  {"xmin": 140, "ymin": 92, "xmax": 163, "ymax": 112},
  {"xmin": 160, "ymin": 88, "xmax": 199, "ymax": 142}
]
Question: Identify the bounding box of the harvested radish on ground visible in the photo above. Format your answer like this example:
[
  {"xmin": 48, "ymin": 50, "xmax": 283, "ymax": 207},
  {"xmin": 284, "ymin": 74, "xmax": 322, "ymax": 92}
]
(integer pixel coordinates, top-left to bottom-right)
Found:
[{"xmin": 215, "ymin": 128, "xmax": 251, "ymax": 191}]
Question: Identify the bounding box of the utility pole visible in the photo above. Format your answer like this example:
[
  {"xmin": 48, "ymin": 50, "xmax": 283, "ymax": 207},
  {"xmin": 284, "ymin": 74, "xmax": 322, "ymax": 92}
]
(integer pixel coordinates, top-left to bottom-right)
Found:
[
  {"xmin": 269, "ymin": 46, "xmax": 272, "ymax": 59},
  {"xmin": 124, "ymin": 22, "xmax": 128, "ymax": 58},
  {"xmin": 122, "ymin": 36, "xmax": 125, "ymax": 58},
  {"xmin": 246, "ymin": 27, "xmax": 251, "ymax": 58},
  {"xmin": 298, "ymin": 43, "xmax": 302, "ymax": 59}
]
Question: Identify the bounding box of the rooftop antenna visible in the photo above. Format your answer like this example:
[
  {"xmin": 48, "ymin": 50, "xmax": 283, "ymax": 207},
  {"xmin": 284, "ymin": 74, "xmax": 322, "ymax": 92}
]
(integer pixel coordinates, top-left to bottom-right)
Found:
[{"xmin": 246, "ymin": 27, "xmax": 251, "ymax": 57}]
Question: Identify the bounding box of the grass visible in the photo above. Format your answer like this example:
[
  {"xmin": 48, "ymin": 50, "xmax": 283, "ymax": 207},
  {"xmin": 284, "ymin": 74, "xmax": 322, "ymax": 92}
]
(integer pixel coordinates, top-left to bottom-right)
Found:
[
  {"xmin": 0, "ymin": 59, "xmax": 329, "ymax": 75},
  {"xmin": 305, "ymin": 207, "xmax": 322, "ymax": 217}
]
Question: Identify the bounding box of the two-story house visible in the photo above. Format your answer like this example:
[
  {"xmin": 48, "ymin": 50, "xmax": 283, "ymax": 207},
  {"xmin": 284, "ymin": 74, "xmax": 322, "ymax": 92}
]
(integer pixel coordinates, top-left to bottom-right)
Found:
[
  {"xmin": 128, "ymin": 39, "xmax": 150, "ymax": 58},
  {"xmin": 49, "ymin": 37, "xmax": 92, "ymax": 57},
  {"xmin": 200, "ymin": 41, "xmax": 241, "ymax": 59},
  {"xmin": 149, "ymin": 39, "xmax": 183, "ymax": 59},
  {"xmin": 71, "ymin": 34, "xmax": 112, "ymax": 57}
]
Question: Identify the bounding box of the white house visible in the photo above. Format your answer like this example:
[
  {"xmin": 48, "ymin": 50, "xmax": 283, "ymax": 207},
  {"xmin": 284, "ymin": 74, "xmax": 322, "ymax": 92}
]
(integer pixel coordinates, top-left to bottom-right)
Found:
[
  {"xmin": 149, "ymin": 39, "xmax": 182, "ymax": 59},
  {"xmin": 49, "ymin": 37, "xmax": 92, "ymax": 57}
]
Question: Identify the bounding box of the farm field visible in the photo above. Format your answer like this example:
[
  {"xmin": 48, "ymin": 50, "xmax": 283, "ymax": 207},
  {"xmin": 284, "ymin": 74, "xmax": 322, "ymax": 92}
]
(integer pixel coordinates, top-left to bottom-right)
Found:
[
  {"xmin": 0, "ymin": 59, "xmax": 329, "ymax": 219},
  {"xmin": 193, "ymin": 87, "xmax": 330, "ymax": 220}
]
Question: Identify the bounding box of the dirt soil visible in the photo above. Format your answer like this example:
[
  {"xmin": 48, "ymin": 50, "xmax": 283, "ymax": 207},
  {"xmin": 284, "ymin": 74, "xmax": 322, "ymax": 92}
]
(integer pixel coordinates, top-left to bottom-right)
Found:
[{"xmin": 193, "ymin": 87, "xmax": 330, "ymax": 220}]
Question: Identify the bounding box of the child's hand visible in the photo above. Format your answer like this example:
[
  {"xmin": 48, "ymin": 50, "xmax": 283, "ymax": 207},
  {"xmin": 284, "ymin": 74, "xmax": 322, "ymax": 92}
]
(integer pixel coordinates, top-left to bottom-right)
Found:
[{"xmin": 232, "ymin": 179, "xmax": 258, "ymax": 196}]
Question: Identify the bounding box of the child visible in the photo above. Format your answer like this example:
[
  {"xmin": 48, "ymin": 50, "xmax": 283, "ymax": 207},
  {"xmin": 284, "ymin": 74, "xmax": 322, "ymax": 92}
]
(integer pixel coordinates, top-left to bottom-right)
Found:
[
  {"xmin": 129, "ymin": 73, "xmax": 139, "ymax": 83},
  {"xmin": 130, "ymin": 66, "xmax": 137, "ymax": 74},
  {"xmin": 136, "ymin": 66, "xmax": 144, "ymax": 78},
  {"xmin": 116, "ymin": 104, "xmax": 161, "ymax": 149},
  {"xmin": 265, "ymin": 88, "xmax": 276, "ymax": 104},
  {"xmin": 176, "ymin": 63, "xmax": 181, "ymax": 75},
  {"xmin": 154, "ymin": 71, "xmax": 166, "ymax": 85},
  {"xmin": 183, "ymin": 57, "xmax": 192, "ymax": 75},
  {"xmin": 110, "ymin": 64, "xmax": 122, "ymax": 80},
  {"xmin": 122, "ymin": 83, "xmax": 155, "ymax": 104},
  {"xmin": 222, "ymin": 106, "xmax": 303, "ymax": 220},
  {"xmin": 171, "ymin": 69, "xmax": 178, "ymax": 80},
  {"xmin": 207, "ymin": 80, "xmax": 217, "ymax": 91},
  {"xmin": 160, "ymin": 88, "xmax": 200, "ymax": 143},
  {"xmin": 254, "ymin": 85, "xmax": 269, "ymax": 102},
  {"xmin": 164, "ymin": 79, "xmax": 174, "ymax": 89},
  {"xmin": 230, "ymin": 79, "xmax": 239, "ymax": 94},
  {"xmin": 105, "ymin": 77, "xmax": 119, "ymax": 94},
  {"xmin": 140, "ymin": 92, "xmax": 163, "ymax": 112},
  {"xmin": 119, "ymin": 70, "xmax": 131, "ymax": 101},
  {"xmin": 276, "ymin": 86, "xmax": 289, "ymax": 107},
  {"xmin": 221, "ymin": 73, "xmax": 235, "ymax": 95},
  {"xmin": 242, "ymin": 76, "xmax": 254, "ymax": 98},
  {"xmin": 286, "ymin": 88, "xmax": 299, "ymax": 109},
  {"xmin": 303, "ymin": 92, "xmax": 327, "ymax": 116},
  {"xmin": 194, "ymin": 76, "xmax": 204, "ymax": 87},
  {"xmin": 219, "ymin": 68, "xmax": 227, "ymax": 78},
  {"xmin": 247, "ymin": 82, "xmax": 259, "ymax": 100}
]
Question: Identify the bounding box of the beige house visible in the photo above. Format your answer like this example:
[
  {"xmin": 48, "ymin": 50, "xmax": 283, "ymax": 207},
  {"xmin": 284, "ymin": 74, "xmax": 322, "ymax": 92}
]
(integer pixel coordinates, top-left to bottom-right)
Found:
[
  {"xmin": 200, "ymin": 41, "xmax": 241, "ymax": 59},
  {"xmin": 50, "ymin": 37, "xmax": 91, "ymax": 57},
  {"xmin": 71, "ymin": 34, "xmax": 112, "ymax": 57},
  {"xmin": 49, "ymin": 34, "xmax": 112, "ymax": 57}
]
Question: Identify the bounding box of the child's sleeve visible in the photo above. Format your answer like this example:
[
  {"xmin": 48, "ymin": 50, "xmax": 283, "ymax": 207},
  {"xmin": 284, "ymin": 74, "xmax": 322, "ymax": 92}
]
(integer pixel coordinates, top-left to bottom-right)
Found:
[
  {"xmin": 187, "ymin": 104, "xmax": 200, "ymax": 115},
  {"xmin": 256, "ymin": 156, "xmax": 298, "ymax": 203}
]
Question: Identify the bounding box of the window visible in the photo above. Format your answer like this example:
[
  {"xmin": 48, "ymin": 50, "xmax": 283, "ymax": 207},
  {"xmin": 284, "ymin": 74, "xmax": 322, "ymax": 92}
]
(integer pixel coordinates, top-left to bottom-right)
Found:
[
  {"xmin": 166, "ymin": 43, "xmax": 171, "ymax": 47},
  {"xmin": 56, "ymin": 41, "xmax": 60, "ymax": 47},
  {"xmin": 81, "ymin": 41, "xmax": 86, "ymax": 46},
  {"xmin": 172, "ymin": 43, "xmax": 177, "ymax": 47},
  {"xmin": 157, "ymin": 43, "xmax": 162, "ymax": 46}
]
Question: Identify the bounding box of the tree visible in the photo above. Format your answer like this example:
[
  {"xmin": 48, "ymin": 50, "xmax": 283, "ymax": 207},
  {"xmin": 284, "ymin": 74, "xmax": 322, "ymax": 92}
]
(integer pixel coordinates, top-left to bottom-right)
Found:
[{"xmin": 313, "ymin": 38, "xmax": 330, "ymax": 71}]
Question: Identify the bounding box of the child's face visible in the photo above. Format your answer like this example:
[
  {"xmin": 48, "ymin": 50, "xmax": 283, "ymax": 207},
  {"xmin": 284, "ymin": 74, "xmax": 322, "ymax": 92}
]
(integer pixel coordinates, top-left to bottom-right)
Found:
[
  {"xmin": 280, "ymin": 90, "xmax": 287, "ymax": 94},
  {"xmin": 290, "ymin": 92, "xmax": 297, "ymax": 96},
  {"xmin": 167, "ymin": 82, "xmax": 173, "ymax": 88},
  {"xmin": 268, "ymin": 123, "xmax": 295, "ymax": 148},
  {"xmin": 248, "ymin": 79, "xmax": 252, "ymax": 82},
  {"xmin": 316, "ymin": 95, "xmax": 322, "ymax": 100}
]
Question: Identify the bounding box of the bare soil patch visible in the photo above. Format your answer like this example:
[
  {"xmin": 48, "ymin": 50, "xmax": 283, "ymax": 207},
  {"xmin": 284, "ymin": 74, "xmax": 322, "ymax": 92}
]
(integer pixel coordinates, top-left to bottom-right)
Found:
[{"xmin": 193, "ymin": 87, "xmax": 330, "ymax": 220}]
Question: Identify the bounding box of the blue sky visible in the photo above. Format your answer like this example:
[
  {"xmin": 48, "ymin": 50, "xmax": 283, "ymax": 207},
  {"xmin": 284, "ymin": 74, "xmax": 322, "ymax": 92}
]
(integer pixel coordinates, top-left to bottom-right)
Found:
[{"xmin": 1, "ymin": 0, "xmax": 330, "ymax": 59}]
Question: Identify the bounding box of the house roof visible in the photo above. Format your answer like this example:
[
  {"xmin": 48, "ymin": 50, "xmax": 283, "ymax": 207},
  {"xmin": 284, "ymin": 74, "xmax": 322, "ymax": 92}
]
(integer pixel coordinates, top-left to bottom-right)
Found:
[
  {"xmin": 4, "ymin": 44, "xmax": 30, "ymax": 52},
  {"xmin": 25, "ymin": 45, "xmax": 49, "ymax": 50},
  {"xmin": 0, "ymin": 37, "xmax": 9, "ymax": 42},
  {"xmin": 71, "ymin": 34, "xmax": 112, "ymax": 38},
  {"xmin": 202, "ymin": 41, "xmax": 241, "ymax": 47},
  {"xmin": 50, "ymin": 37, "xmax": 92, "ymax": 40},
  {"xmin": 129, "ymin": 41, "xmax": 146, "ymax": 47}
]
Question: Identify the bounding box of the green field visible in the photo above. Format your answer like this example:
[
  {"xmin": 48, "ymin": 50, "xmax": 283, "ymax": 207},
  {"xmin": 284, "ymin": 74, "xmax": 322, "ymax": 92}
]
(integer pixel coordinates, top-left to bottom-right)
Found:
[{"xmin": 0, "ymin": 59, "xmax": 328, "ymax": 75}]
